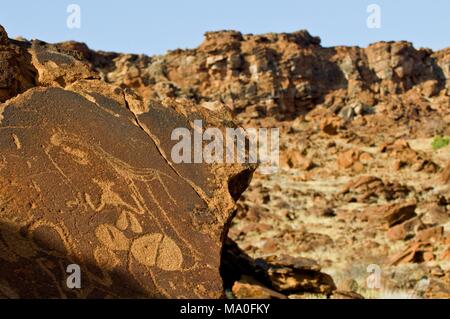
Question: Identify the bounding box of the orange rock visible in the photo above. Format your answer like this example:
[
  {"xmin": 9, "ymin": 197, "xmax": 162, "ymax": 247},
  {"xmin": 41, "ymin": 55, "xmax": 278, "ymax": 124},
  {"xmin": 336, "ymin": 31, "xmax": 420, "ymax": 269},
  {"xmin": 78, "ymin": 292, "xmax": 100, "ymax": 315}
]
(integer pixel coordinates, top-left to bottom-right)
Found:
[
  {"xmin": 423, "ymin": 251, "xmax": 435, "ymax": 262},
  {"xmin": 359, "ymin": 152, "xmax": 373, "ymax": 163},
  {"xmin": 232, "ymin": 275, "xmax": 287, "ymax": 299},
  {"xmin": 392, "ymin": 139, "xmax": 410, "ymax": 150},
  {"xmin": 353, "ymin": 161, "xmax": 365, "ymax": 173},
  {"xmin": 389, "ymin": 217, "xmax": 423, "ymax": 241},
  {"xmin": 261, "ymin": 239, "xmax": 278, "ymax": 254},
  {"xmin": 282, "ymin": 149, "xmax": 315, "ymax": 170},
  {"xmin": 337, "ymin": 149, "xmax": 360, "ymax": 169},
  {"xmin": 440, "ymin": 247, "xmax": 450, "ymax": 261},
  {"xmin": 415, "ymin": 226, "xmax": 444, "ymax": 243},
  {"xmin": 387, "ymin": 224, "xmax": 407, "ymax": 241},
  {"xmin": 330, "ymin": 290, "xmax": 364, "ymax": 299},
  {"xmin": 389, "ymin": 242, "xmax": 433, "ymax": 265}
]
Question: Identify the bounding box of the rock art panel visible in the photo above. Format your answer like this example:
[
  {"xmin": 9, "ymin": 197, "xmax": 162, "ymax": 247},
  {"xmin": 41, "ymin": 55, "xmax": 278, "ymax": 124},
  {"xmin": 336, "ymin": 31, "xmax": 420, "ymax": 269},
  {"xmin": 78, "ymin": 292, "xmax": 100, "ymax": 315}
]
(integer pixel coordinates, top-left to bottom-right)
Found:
[{"xmin": 0, "ymin": 86, "xmax": 252, "ymax": 298}]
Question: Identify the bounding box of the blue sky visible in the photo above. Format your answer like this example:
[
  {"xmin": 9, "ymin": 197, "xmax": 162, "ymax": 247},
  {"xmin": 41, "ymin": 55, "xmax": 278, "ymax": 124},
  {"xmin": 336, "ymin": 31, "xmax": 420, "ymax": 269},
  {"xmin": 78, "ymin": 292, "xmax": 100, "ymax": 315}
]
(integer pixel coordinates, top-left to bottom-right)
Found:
[{"xmin": 0, "ymin": 0, "xmax": 448, "ymax": 55}]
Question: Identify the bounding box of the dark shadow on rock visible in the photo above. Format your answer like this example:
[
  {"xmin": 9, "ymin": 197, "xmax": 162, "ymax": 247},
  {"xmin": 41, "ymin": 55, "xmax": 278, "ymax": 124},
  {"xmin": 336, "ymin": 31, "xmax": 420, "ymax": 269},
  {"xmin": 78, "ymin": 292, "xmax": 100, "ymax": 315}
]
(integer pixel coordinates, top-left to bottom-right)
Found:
[
  {"xmin": 0, "ymin": 220, "xmax": 154, "ymax": 299},
  {"xmin": 220, "ymin": 237, "xmax": 336, "ymax": 297}
]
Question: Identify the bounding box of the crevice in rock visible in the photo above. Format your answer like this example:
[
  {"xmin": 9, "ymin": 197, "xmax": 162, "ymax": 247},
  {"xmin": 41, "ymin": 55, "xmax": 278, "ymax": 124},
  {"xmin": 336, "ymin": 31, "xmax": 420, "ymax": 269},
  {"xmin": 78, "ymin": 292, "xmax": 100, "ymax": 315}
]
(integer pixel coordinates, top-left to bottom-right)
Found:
[{"xmin": 122, "ymin": 91, "xmax": 213, "ymax": 208}]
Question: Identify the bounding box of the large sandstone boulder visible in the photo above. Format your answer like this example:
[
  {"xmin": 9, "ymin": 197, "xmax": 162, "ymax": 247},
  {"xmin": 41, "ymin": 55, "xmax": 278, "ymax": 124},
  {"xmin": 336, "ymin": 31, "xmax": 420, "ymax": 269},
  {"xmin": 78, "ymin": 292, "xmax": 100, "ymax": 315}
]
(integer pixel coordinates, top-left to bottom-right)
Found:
[{"xmin": 0, "ymin": 26, "xmax": 254, "ymax": 298}]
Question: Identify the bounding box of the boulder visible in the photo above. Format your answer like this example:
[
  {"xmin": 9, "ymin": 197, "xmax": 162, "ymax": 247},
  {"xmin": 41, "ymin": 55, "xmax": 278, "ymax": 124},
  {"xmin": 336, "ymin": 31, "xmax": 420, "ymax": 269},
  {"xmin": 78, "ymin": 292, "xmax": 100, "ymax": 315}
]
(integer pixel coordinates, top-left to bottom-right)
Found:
[
  {"xmin": 0, "ymin": 26, "xmax": 255, "ymax": 298},
  {"xmin": 221, "ymin": 238, "xmax": 336, "ymax": 297}
]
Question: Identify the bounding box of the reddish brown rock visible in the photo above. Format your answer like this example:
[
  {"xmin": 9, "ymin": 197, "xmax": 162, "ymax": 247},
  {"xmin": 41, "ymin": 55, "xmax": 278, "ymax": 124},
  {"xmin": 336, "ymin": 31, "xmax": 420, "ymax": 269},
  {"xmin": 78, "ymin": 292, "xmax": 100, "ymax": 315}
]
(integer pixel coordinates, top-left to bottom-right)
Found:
[
  {"xmin": 0, "ymin": 25, "xmax": 8, "ymax": 45},
  {"xmin": 421, "ymin": 205, "xmax": 449, "ymax": 225},
  {"xmin": 385, "ymin": 140, "xmax": 440, "ymax": 173},
  {"xmin": 387, "ymin": 217, "xmax": 422, "ymax": 241},
  {"xmin": 340, "ymin": 176, "xmax": 410, "ymax": 203},
  {"xmin": 281, "ymin": 149, "xmax": 314, "ymax": 170},
  {"xmin": 30, "ymin": 40, "xmax": 99, "ymax": 88},
  {"xmin": 337, "ymin": 149, "xmax": 360, "ymax": 169},
  {"xmin": 441, "ymin": 247, "xmax": 450, "ymax": 261},
  {"xmin": 232, "ymin": 276, "xmax": 287, "ymax": 299},
  {"xmin": 85, "ymin": 30, "xmax": 450, "ymax": 123},
  {"xmin": 415, "ymin": 226, "xmax": 444, "ymax": 243},
  {"xmin": 359, "ymin": 152, "xmax": 373, "ymax": 163},
  {"xmin": 0, "ymin": 86, "xmax": 254, "ymax": 298},
  {"xmin": 221, "ymin": 238, "xmax": 336, "ymax": 297},
  {"xmin": 0, "ymin": 27, "xmax": 36, "ymax": 103},
  {"xmin": 2, "ymin": 22, "xmax": 450, "ymax": 301},
  {"xmin": 255, "ymin": 255, "xmax": 336, "ymax": 295},
  {"xmin": 389, "ymin": 242, "xmax": 434, "ymax": 265},
  {"xmin": 381, "ymin": 202, "xmax": 417, "ymax": 228},
  {"xmin": 0, "ymin": 27, "xmax": 255, "ymax": 298}
]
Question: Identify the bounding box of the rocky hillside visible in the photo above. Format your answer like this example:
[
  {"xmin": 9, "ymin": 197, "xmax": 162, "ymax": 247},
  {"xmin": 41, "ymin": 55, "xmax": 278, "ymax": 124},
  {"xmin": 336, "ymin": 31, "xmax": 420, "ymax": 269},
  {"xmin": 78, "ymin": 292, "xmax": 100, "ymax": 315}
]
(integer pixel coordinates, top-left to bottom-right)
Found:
[
  {"xmin": 1, "ymin": 23, "xmax": 450, "ymax": 298},
  {"xmin": 69, "ymin": 29, "xmax": 450, "ymax": 124}
]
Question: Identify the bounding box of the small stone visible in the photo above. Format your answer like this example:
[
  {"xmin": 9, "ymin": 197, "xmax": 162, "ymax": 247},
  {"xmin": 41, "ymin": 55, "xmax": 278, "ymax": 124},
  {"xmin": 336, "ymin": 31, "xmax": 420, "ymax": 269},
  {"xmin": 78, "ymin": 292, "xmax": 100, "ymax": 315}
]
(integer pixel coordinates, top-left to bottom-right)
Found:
[
  {"xmin": 421, "ymin": 205, "xmax": 448, "ymax": 225},
  {"xmin": 359, "ymin": 152, "xmax": 373, "ymax": 163},
  {"xmin": 386, "ymin": 217, "xmax": 422, "ymax": 241},
  {"xmin": 423, "ymin": 251, "xmax": 435, "ymax": 262},
  {"xmin": 232, "ymin": 276, "xmax": 287, "ymax": 299},
  {"xmin": 338, "ymin": 105, "xmax": 355, "ymax": 121},
  {"xmin": 415, "ymin": 226, "xmax": 444, "ymax": 243},
  {"xmin": 261, "ymin": 239, "xmax": 278, "ymax": 254},
  {"xmin": 441, "ymin": 247, "xmax": 450, "ymax": 261},
  {"xmin": 382, "ymin": 203, "xmax": 417, "ymax": 227},
  {"xmin": 337, "ymin": 149, "xmax": 360, "ymax": 169},
  {"xmin": 429, "ymin": 266, "xmax": 445, "ymax": 277},
  {"xmin": 440, "ymin": 161, "xmax": 450, "ymax": 184}
]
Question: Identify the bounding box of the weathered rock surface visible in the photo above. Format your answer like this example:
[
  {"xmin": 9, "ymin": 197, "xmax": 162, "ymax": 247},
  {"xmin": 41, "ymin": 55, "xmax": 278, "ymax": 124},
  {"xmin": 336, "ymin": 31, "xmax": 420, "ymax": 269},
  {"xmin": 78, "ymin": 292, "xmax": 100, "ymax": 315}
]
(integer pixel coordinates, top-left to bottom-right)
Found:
[
  {"xmin": 0, "ymin": 26, "xmax": 36, "ymax": 103},
  {"xmin": 2, "ymin": 23, "xmax": 450, "ymax": 299},
  {"xmin": 231, "ymin": 276, "xmax": 287, "ymax": 299},
  {"xmin": 221, "ymin": 238, "xmax": 336, "ymax": 298},
  {"xmin": 0, "ymin": 26, "xmax": 254, "ymax": 298},
  {"xmin": 57, "ymin": 29, "xmax": 450, "ymax": 126}
]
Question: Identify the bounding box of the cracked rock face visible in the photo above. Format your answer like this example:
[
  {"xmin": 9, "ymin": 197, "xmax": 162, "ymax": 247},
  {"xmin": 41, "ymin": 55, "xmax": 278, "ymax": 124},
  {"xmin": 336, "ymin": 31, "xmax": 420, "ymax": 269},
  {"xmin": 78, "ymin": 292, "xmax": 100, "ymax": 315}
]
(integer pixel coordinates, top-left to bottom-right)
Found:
[
  {"xmin": 69, "ymin": 30, "xmax": 450, "ymax": 122},
  {"xmin": 0, "ymin": 26, "xmax": 254, "ymax": 298}
]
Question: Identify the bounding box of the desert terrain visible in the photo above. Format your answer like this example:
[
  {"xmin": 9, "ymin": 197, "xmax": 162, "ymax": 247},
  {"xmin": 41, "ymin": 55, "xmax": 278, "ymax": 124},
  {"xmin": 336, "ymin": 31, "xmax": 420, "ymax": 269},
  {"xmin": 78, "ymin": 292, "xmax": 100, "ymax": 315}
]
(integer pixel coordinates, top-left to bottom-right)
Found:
[{"xmin": 1, "ymin": 25, "xmax": 450, "ymax": 298}]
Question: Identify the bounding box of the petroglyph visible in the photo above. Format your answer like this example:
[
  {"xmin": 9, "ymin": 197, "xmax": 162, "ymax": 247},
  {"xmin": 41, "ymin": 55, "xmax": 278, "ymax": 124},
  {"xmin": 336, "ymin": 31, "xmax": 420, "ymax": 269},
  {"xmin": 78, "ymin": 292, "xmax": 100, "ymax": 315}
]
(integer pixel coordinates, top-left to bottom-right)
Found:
[
  {"xmin": 155, "ymin": 235, "xmax": 183, "ymax": 271},
  {"xmin": 0, "ymin": 38, "xmax": 254, "ymax": 298},
  {"xmin": 130, "ymin": 233, "xmax": 161, "ymax": 267},
  {"xmin": 11, "ymin": 134, "xmax": 21, "ymax": 150},
  {"xmin": 116, "ymin": 211, "xmax": 143, "ymax": 234},
  {"xmin": 49, "ymin": 131, "xmax": 178, "ymax": 217},
  {"xmin": 130, "ymin": 233, "xmax": 183, "ymax": 271},
  {"xmin": 95, "ymin": 224, "xmax": 130, "ymax": 251},
  {"xmin": 94, "ymin": 246, "xmax": 120, "ymax": 270}
]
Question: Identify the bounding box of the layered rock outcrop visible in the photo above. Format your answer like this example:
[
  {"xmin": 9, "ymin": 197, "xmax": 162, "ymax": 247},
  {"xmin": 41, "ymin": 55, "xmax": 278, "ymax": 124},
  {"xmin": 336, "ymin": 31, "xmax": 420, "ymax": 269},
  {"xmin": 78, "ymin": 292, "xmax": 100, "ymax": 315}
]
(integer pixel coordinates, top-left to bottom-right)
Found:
[{"xmin": 59, "ymin": 29, "xmax": 450, "ymax": 123}]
